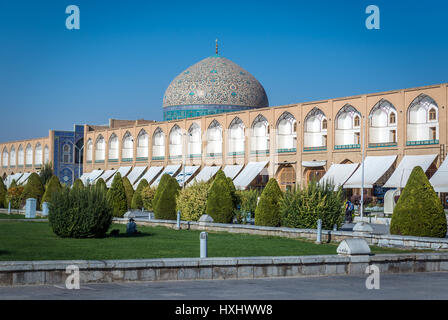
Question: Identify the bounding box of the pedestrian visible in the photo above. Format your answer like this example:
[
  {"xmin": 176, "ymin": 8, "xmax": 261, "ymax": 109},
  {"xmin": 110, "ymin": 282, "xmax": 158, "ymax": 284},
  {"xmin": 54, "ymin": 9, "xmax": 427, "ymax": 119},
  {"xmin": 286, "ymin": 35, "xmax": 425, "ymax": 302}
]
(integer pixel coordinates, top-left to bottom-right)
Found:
[
  {"xmin": 345, "ymin": 199, "xmax": 354, "ymax": 223},
  {"xmin": 126, "ymin": 218, "xmax": 138, "ymax": 235}
]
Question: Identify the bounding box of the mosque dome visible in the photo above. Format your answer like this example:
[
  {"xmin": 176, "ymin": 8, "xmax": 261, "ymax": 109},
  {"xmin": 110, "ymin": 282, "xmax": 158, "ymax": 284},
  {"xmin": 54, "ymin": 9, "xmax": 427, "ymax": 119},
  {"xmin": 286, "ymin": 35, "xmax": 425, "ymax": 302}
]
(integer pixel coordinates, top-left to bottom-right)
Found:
[{"xmin": 162, "ymin": 53, "xmax": 269, "ymax": 121}]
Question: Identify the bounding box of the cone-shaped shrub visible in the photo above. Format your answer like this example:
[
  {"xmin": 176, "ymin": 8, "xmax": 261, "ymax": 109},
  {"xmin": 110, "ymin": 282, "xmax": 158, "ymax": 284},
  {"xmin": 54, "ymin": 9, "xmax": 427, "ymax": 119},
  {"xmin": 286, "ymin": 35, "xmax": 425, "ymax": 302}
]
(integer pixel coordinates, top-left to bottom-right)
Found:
[
  {"xmin": 122, "ymin": 176, "xmax": 134, "ymax": 209},
  {"xmin": 72, "ymin": 178, "xmax": 84, "ymax": 190},
  {"xmin": 131, "ymin": 179, "xmax": 148, "ymax": 210},
  {"xmin": 0, "ymin": 178, "xmax": 6, "ymax": 208},
  {"xmin": 153, "ymin": 175, "xmax": 180, "ymax": 220},
  {"xmin": 9, "ymin": 179, "xmax": 17, "ymax": 189},
  {"xmin": 39, "ymin": 162, "xmax": 53, "ymax": 186},
  {"xmin": 390, "ymin": 166, "xmax": 447, "ymax": 238},
  {"xmin": 49, "ymin": 185, "xmax": 112, "ymax": 238},
  {"xmin": 41, "ymin": 175, "xmax": 62, "ymax": 209},
  {"xmin": 206, "ymin": 170, "xmax": 235, "ymax": 223},
  {"xmin": 22, "ymin": 172, "xmax": 45, "ymax": 208},
  {"xmin": 106, "ymin": 172, "xmax": 128, "ymax": 217},
  {"xmin": 255, "ymin": 178, "xmax": 283, "ymax": 226},
  {"xmin": 141, "ymin": 185, "xmax": 157, "ymax": 211},
  {"xmin": 152, "ymin": 174, "xmax": 171, "ymax": 212},
  {"xmin": 96, "ymin": 178, "xmax": 107, "ymax": 193}
]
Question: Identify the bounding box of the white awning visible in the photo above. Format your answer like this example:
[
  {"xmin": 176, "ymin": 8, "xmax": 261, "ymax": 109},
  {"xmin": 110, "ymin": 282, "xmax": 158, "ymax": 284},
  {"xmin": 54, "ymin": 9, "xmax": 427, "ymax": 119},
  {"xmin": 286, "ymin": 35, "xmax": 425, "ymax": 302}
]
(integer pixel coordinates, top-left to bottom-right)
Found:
[
  {"xmin": 126, "ymin": 166, "xmax": 147, "ymax": 185},
  {"xmin": 319, "ymin": 163, "xmax": 359, "ymax": 191},
  {"xmin": 101, "ymin": 169, "xmax": 117, "ymax": 186},
  {"xmin": 233, "ymin": 161, "xmax": 269, "ymax": 190},
  {"xmin": 133, "ymin": 166, "xmax": 163, "ymax": 189},
  {"xmin": 302, "ymin": 160, "xmax": 326, "ymax": 168},
  {"xmin": 88, "ymin": 170, "xmax": 104, "ymax": 184},
  {"xmin": 79, "ymin": 172, "xmax": 90, "ymax": 185},
  {"xmin": 5, "ymin": 173, "xmax": 23, "ymax": 188},
  {"xmin": 223, "ymin": 165, "xmax": 244, "ymax": 180},
  {"xmin": 188, "ymin": 166, "xmax": 221, "ymax": 186},
  {"xmin": 106, "ymin": 166, "xmax": 132, "ymax": 187},
  {"xmin": 430, "ymin": 155, "xmax": 448, "ymax": 193},
  {"xmin": 175, "ymin": 166, "xmax": 200, "ymax": 187},
  {"xmin": 384, "ymin": 154, "xmax": 438, "ymax": 188},
  {"xmin": 151, "ymin": 164, "xmax": 181, "ymax": 187},
  {"xmin": 344, "ymin": 155, "xmax": 397, "ymax": 189},
  {"xmin": 17, "ymin": 172, "xmax": 31, "ymax": 185}
]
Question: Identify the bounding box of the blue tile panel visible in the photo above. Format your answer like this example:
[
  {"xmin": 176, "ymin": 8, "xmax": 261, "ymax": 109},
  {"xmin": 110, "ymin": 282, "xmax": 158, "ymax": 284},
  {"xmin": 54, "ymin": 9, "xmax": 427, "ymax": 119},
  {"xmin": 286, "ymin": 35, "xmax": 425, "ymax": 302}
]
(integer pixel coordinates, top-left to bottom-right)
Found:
[{"xmin": 163, "ymin": 104, "xmax": 257, "ymax": 121}]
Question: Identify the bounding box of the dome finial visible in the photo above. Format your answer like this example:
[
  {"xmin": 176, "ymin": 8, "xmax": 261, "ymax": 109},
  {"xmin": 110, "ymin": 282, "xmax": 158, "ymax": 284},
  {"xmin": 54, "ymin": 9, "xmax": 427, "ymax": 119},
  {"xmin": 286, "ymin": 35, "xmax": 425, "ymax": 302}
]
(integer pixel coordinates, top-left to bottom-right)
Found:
[{"xmin": 215, "ymin": 39, "xmax": 218, "ymax": 55}]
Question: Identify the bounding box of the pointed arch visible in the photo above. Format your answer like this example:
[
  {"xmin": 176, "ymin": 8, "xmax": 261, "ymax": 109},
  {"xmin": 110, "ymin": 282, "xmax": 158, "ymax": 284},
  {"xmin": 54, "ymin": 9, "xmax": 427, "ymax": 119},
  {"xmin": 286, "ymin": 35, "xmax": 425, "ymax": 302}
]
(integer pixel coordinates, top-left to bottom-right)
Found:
[
  {"xmin": 10, "ymin": 146, "xmax": 16, "ymax": 167},
  {"xmin": 2, "ymin": 147, "xmax": 8, "ymax": 168},
  {"xmin": 108, "ymin": 133, "xmax": 119, "ymax": 160},
  {"xmin": 17, "ymin": 145, "xmax": 24, "ymax": 166},
  {"xmin": 407, "ymin": 94, "xmax": 439, "ymax": 144},
  {"xmin": 34, "ymin": 143, "xmax": 42, "ymax": 166},
  {"xmin": 251, "ymin": 114, "xmax": 269, "ymax": 153},
  {"xmin": 95, "ymin": 135, "xmax": 105, "ymax": 162},
  {"xmin": 334, "ymin": 104, "xmax": 361, "ymax": 148},
  {"xmin": 276, "ymin": 111, "xmax": 297, "ymax": 152},
  {"xmin": 228, "ymin": 117, "xmax": 245, "ymax": 155},
  {"xmin": 207, "ymin": 120, "xmax": 222, "ymax": 156},
  {"xmin": 44, "ymin": 145, "xmax": 49, "ymax": 164},
  {"xmin": 122, "ymin": 131, "xmax": 134, "ymax": 161},
  {"xmin": 136, "ymin": 129, "xmax": 149, "ymax": 159},
  {"xmin": 369, "ymin": 99, "xmax": 398, "ymax": 146},
  {"xmin": 25, "ymin": 143, "xmax": 33, "ymax": 166},
  {"xmin": 152, "ymin": 127, "xmax": 165, "ymax": 160},
  {"xmin": 169, "ymin": 125, "xmax": 182, "ymax": 158},
  {"xmin": 86, "ymin": 139, "xmax": 93, "ymax": 162},
  {"xmin": 188, "ymin": 123, "xmax": 201, "ymax": 157}
]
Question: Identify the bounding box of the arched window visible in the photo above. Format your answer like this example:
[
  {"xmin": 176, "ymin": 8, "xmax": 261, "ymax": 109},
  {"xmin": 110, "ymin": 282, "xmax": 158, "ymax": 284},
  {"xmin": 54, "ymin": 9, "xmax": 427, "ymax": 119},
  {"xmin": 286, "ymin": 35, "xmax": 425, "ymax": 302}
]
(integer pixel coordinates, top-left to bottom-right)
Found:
[
  {"xmin": 25, "ymin": 144, "xmax": 33, "ymax": 166},
  {"xmin": 95, "ymin": 136, "xmax": 105, "ymax": 162},
  {"xmin": 251, "ymin": 114, "xmax": 269, "ymax": 153},
  {"xmin": 304, "ymin": 108, "xmax": 327, "ymax": 149},
  {"xmin": 34, "ymin": 143, "xmax": 42, "ymax": 166},
  {"xmin": 122, "ymin": 132, "xmax": 134, "ymax": 160},
  {"xmin": 407, "ymin": 94, "xmax": 439, "ymax": 143},
  {"xmin": 18, "ymin": 145, "xmax": 24, "ymax": 166},
  {"xmin": 86, "ymin": 139, "xmax": 93, "ymax": 162},
  {"xmin": 62, "ymin": 143, "xmax": 71, "ymax": 163},
  {"xmin": 136, "ymin": 130, "xmax": 149, "ymax": 159},
  {"xmin": 10, "ymin": 146, "xmax": 16, "ymax": 167},
  {"xmin": 334, "ymin": 104, "xmax": 361, "ymax": 148},
  {"xmin": 188, "ymin": 123, "xmax": 201, "ymax": 157},
  {"xmin": 152, "ymin": 128, "xmax": 165, "ymax": 159},
  {"xmin": 44, "ymin": 145, "xmax": 49, "ymax": 164},
  {"xmin": 206, "ymin": 120, "xmax": 222, "ymax": 156},
  {"xmin": 369, "ymin": 99, "xmax": 397, "ymax": 145},
  {"xmin": 2, "ymin": 148, "xmax": 8, "ymax": 167},
  {"xmin": 277, "ymin": 112, "xmax": 297, "ymax": 152},
  {"xmin": 169, "ymin": 125, "xmax": 182, "ymax": 159},
  {"xmin": 228, "ymin": 117, "xmax": 245, "ymax": 155},
  {"xmin": 108, "ymin": 134, "xmax": 119, "ymax": 160}
]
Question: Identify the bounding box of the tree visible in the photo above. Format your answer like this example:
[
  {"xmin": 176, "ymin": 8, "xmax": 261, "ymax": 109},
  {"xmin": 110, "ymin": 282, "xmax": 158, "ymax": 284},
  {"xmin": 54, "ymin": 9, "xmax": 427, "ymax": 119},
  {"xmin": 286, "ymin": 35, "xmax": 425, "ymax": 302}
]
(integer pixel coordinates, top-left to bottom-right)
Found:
[
  {"xmin": 22, "ymin": 172, "xmax": 45, "ymax": 208},
  {"xmin": 0, "ymin": 178, "xmax": 6, "ymax": 208},
  {"xmin": 106, "ymin": 172, "xmax": 127, "ymax": 217},
  {"xmin": 255, "ymin": 178, "xmax": 283, "ymax": 227},
  {"xmin": 72, "ymin": 178, "xmax": 84, "ymax": 190},
  {"xmin": 141, "ymin": 185, "xmax": 157, "ymax": 211},
  {"xmin": 131, "ymin": 179, "xmax": 149, "ymax": 210},
  {"xmin": 39, "ymin": 162, "xmax": 53, "ymax": 186},
  {"xmin": 6, "ymin": 186, "xmax": 24, "ymax": 209},
  {"xmin": 41, "ymin": 175, "xmax": 62, "ymax": 208},
  {"xmin": 176, "ymin": 181, "xmax": 210, "ymax": 221},
  {"xmin": 390, "ymin": 166, "xmax": 447, "ymax": 238},
  {"xmin": 206, "ymin": 170, "xmax": 235, "ymax": 223},
  {"xmin": 122, "ymin": 176, "xmax": 134, "ymax": 209},
  {"xmin": 153, "ymin": 174, "xmax": 180, "ymax": 220},
  {"xmin": 96, "ymin": 178, "xmax": 107, "ymax": 193},
  {"xmin": 9, "ymin": 179, "xmax": 17, "ymax": 189},
  {"xmin": 152, "ymin": 174, "xmax": 171, "ymax": 213}
]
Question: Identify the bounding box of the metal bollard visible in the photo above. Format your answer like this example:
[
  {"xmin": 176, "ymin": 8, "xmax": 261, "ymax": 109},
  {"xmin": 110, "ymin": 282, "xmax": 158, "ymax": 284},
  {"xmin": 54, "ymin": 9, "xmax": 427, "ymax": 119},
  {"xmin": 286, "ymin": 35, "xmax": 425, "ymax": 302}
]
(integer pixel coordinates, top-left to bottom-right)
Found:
[
  {"xmin": 176, "ymin": 210, "xmax": 181, "ymax": 229},
  {"xmin": 200, "ymin": 232, "xmax": 208, "ymax": 258},
  {"xmin": 333, "ymin": 224, "xmax": 337, "ymax": 231},
  {"xmin": 42, "ymin": 202, "xmax": 49, "ymax": 217},
  {"xmin": 8, "ymin": 201, "xmax": 11, "ymax": 214},
  {"xmin": 315, "ymin": 219, "xmax": 322, "ymax": 244}
]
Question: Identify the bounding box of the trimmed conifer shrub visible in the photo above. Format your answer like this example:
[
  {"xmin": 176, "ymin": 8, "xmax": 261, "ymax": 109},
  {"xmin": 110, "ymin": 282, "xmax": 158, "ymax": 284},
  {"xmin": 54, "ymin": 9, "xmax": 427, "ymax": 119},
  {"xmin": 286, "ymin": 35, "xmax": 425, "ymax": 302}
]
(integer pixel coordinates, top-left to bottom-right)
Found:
[
  {"xmin": 131, "ymin": 179, "xmax": 149, "ymax": 210},
  {"xmin": 153, "ymin": 175, "xmax": 180, "ymax": 220},
  {"xmin": 106, "ymin": 172, "xmax": 128, "ymax": 217},
  {"xmin": 95, "ymin": 178, "xmax": 107, "ymax": 192},
  {"xmin": 49, "ymin": 185, "xmax": 112, "ymax": 238},
  {"xmin": 0, "ymin": 178, "xmax": 6, "ymax": 208},
  {"xmin": 22, "ymin": 172, "xmax": 45, "ymax": 208},
  {"xmin": 152, "ymin": 174, "xmax": 171, "ymax": 212},
  {"xmin": 72, "ymin": 178, "xmax": 84, "ymax": 190},
  {"xmin": 390, "ymin": 166, "xmax": 447, "ymax": 238},
  {"xmin": 255, "ymin": 178, "xmax": 283, "ymax": 227},
  {"xmin": 41, "ymin": 175, "xmax": 62, "ymax": 209},
  {"xmin": 141, "ymin": 185, "xmax": 157, "ymax": 211},
  {"xmin": 206, "ymin": 170, "xmax": 235, "ymax": 223},
  {"xmin": 9, "ymin": 179, "xmax": 17, "ymax": 189},
  {"xmin": 122, "ymin": 176, "xmax": 134, "ymax": 209},
  {"xmin": 39, "ymin": 162, "xmax": 53, "ymax": 186},
  {"xmin": 176, "ymin": 181, "xmax": 210, "ymax": 221}
]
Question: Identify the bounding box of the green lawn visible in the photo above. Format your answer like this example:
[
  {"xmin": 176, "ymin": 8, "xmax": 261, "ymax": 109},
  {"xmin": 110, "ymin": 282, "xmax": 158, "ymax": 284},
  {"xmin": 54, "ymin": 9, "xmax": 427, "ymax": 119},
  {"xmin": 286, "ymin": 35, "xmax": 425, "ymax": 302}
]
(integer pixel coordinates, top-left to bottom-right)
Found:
[
  {"xmin": 0, "ymin": 221, "xmax": 425, "ymax": 261},
  {"xmin": 0, "ymin": 213, "xmax": 44, "ymax": 219}
]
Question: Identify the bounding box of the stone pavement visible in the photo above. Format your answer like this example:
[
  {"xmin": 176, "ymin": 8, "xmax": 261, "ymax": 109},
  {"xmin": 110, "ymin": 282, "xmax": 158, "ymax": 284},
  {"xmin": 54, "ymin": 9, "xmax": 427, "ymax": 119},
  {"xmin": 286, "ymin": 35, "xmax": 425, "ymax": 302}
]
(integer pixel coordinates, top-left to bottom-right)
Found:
[{"xmin": 0, "ymin": 272, "xmax": 447, "ymax": 300}]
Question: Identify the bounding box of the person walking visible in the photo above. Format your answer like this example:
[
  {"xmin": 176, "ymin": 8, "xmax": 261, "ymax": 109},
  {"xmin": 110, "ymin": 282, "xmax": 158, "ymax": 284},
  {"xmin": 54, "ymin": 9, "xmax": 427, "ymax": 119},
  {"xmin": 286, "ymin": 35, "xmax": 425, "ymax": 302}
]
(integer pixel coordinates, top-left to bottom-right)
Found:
[{"xmin": 345, "ymin": 199, "xmax": 354, "ymax": 223}]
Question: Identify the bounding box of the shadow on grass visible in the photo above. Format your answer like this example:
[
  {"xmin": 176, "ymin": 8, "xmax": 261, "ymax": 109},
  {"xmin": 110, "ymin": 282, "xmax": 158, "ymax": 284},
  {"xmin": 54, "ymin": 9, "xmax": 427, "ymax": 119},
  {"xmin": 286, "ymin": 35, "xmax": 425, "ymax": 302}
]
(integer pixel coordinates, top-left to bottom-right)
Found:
[
  {"xmin": 0, "ymin": 250, "xmax": 11, "ymax": 256},
  {"xmin": 107, "ymin": 232, "xmax": 154, "ymax": 239}
]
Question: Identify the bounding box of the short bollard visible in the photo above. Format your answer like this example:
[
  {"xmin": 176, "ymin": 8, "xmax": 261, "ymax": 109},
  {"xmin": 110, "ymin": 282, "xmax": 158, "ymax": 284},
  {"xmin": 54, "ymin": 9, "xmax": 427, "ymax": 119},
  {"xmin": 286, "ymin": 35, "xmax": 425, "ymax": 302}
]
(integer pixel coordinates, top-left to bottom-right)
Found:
[
  {"xmin": 42, "ymin": 202, "xmax": 49, "ymax": 217},
  {"xmin": 8, "ymin": 201, "xmax": 11, "ymax": 214},
  {"xmin": 25, "ymin": 198, "xmax": 37, "ymax": 219},
  {"xmin": 333, "ymin": 224, "xmax": 337, "ymax": 231},
  {"xmin": 315, "ymin": 219, "xmax": 322, "ymax": 244},
  {"xmin": 200, "ymin": 232, "xmax": 208, "ymax": 258},
  {"xmin": 176, "ymin": 210, "xmax": 181, "ymax": 230}
]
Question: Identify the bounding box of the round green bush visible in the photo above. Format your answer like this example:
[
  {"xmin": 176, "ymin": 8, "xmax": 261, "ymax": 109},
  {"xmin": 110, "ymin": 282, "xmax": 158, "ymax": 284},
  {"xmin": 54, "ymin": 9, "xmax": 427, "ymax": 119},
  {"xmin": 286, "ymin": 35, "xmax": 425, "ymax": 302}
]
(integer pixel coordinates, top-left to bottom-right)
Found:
[
  {"xmin": 48, "ymin": 185, "xmax": 112, "ymax": 238},
  {"xmin": 153, "ymin": 174, "xmax": 180, "ymax": 220},
  {"xmin": 41, "ymin": 175, "xmax": 62, "ymax": 209},
  {"xmin": 141, "ymin": 184, "xmax": 157, "ymax": 211},
  {"xmin": 106, "ymin": 172, "xmax": 128, "ymax": 217},
  {"xmin": 255, "ymin": 178, "xmax": 283, "ymax": 227},
  {"xmin": 177, "ymin": 181, "xmax": 210, "ymax": 221},
  {"xmin": 206, "ymin": 170, "xmax": 235, "ymax": 223},
  {"xmin": 22, "ymin": 172, "xmax": 45, "ymax": 208},
  {"xmin": 131, "ymin": 179, "xmax": 149, "ymax": 210},
  {"xmin": 390, "ymin": 166, "xmax": 447, "ymax": 238},
  {"xmin": 122, "ymin": 176, "xmax": 134, "ymax": 209}
]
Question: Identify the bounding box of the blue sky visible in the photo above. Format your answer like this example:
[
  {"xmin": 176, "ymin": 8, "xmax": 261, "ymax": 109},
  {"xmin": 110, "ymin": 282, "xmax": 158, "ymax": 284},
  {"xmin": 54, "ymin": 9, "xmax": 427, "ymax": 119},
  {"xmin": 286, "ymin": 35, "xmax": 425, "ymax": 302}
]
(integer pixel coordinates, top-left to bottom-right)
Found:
[{"xmin": 0, "ymin": 0, "xmax": 447, "ymax": 141}]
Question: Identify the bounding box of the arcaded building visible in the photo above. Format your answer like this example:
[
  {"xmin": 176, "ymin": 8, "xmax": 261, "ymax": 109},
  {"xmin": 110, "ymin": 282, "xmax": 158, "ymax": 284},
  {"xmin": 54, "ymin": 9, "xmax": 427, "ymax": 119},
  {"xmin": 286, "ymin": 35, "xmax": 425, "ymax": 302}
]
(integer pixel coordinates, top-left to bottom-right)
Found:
[{"xmin": 1, "ymin": 52, "xmax": 447, "ymax": 205}]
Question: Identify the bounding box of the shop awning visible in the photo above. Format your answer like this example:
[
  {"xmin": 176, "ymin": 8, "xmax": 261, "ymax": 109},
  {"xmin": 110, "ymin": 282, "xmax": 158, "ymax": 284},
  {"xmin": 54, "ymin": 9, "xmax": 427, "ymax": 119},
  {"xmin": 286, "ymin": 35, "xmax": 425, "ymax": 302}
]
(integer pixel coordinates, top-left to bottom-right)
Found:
[
  {"xmin": 233, "ymin": 161, "xmax": 269, "ymax": 190},
  {"xmin": 344, "ymin": 155, "xmax": 397, "ymax": 189},
  {"xmin": 151, "ymin": 164, "xmax": 181, "ymax": 187},
  {"xmin": 430, "ymin": 156, "xmax": 448, "ymax": 193},
  {"xmin": 223, "ymin": 165, "xmax": 244, "ymax": 180},
  {"xmin": 17, "ymin": 172, "xmax": 31, "ymax": 185},
  {"xmin": 384, "ymin": 154, "xmax": 438, "ymax": 188},
  {"xmin": 175, "ymin": 166, "xmax": 200, "ymax": 187},
  {"xmin": 126, "ymin": 166, "xmax": 147, "ymax": 185},
  {"xmin": 302, "ymin": 160, "xmax": 327, "ymax": 168},
  {"xmin": 133, "ymin": 166, "xmax": 163, "ymax": 189},
  {"xmin": 88, "ymin": 170, "xmax": 104, "ymax": 184},
  {"xmin": 188, "ymin": 166, "xmax": 221, "ymax": 186},
  {"xmin": 106, "ymin": 166, "xmax": 132, "ymax": 188},
  {"xmin": 101, "ymin": 169, "xmax": 117, "ymax": 186},
  {"xmin": 319, "ymin": 163, "xmax": 359, "ymax": 191},
  {"xmin": 5, "ymin": 173, "xmax": 23, "ymax": 188}
]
